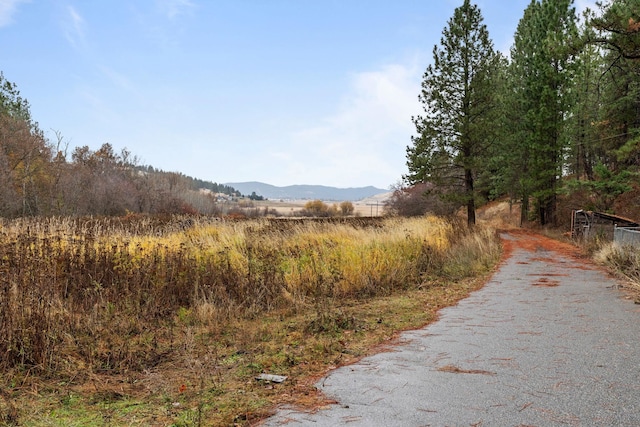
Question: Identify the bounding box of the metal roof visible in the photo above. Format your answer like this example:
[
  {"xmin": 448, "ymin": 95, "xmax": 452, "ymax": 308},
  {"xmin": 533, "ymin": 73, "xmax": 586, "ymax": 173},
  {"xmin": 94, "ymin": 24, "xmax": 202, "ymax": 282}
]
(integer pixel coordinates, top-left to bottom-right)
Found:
[{"xmin": 574, "ymin": 210, "xmax": 639, "ymax": 227}]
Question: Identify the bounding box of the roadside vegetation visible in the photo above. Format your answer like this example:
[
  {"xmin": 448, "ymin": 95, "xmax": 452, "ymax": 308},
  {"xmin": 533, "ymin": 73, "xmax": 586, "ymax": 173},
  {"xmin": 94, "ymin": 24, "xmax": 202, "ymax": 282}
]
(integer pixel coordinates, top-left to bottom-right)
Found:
[
  {"xmin": 0, "ymin": 215, "xmax": 501, "ymax": 426},
  {"xmin": 593, "ymin": 242, "xmax": 640, "ymax": 298}
]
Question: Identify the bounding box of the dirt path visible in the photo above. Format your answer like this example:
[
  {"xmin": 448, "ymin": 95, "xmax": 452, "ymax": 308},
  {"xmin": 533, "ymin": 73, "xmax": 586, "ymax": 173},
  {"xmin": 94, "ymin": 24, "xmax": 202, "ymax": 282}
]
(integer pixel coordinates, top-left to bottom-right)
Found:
[{"xmin": 261, "ymin": 231, "xmax": 640, "ymax": 426}]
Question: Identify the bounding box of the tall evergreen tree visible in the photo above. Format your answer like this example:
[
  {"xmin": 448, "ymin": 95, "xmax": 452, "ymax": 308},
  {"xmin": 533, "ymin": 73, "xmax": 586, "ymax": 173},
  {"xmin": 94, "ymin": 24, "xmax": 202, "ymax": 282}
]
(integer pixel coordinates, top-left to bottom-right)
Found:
[
  {"xmin": 405, "ymin": 0, "xmax": 498, "ymax": 226},
  {"xmin": 591, "ymin": 0, "xmax": 640, "ymax": 59},
  {"xmin": 507, "ymin": 0, "xmax": 578, "ymax": 225},
  {"xmin": 565, "ymin": 10, "xmax": 605, "ymax": 181},
  {"xmin": 475, "ymin": 54, "xmax": 511, "ymax": 201},
  {"xmin": 591, "ymin": 0, "xmax": 640, "ymax": 170}
]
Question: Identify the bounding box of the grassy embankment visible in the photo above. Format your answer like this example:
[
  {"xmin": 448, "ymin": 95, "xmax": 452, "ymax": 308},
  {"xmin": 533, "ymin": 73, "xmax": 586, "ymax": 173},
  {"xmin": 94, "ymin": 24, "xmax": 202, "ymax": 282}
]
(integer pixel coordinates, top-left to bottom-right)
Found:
[{"xmin": 0, "ymin": 215, "xmax": 501, "ymax": 426}]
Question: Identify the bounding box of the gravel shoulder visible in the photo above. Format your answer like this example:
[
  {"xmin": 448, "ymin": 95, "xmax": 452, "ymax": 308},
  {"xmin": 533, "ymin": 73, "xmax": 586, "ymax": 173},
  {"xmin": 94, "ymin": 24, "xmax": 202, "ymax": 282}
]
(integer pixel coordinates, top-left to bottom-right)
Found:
[{"xmin": 261, "ymin": 231, "xmax": 640, "ymax": 426}]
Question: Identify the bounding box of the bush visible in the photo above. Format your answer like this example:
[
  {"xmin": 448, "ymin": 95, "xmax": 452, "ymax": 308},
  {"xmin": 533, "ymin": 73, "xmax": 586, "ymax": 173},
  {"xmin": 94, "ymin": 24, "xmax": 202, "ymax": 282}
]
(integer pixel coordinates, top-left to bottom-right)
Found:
[
  {"xmin": 339, "ymin": 201, "xmax": 355, "ymax": 216},
  {"xmin": 299, "ymin": 200, "xmax": 337, "ymax": 217},
  {"xmin": 384, "ymin": 182, "xmax": 457, "ymax": 217}
]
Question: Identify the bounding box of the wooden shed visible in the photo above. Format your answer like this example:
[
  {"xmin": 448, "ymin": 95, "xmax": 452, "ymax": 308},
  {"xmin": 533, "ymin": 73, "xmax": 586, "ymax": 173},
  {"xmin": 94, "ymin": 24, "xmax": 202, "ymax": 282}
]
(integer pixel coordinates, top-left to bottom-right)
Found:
[{"xmin": 571, "ymin": 210, "xmax": 639, "ymax": 241}]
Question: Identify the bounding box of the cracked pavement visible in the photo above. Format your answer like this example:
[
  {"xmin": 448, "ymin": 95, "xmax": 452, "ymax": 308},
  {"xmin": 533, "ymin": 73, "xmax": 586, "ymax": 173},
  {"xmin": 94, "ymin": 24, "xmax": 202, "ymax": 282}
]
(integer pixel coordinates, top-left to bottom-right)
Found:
[{"xmin": 261, "ymin": 232, "xmax": 640, "ymax": 426}]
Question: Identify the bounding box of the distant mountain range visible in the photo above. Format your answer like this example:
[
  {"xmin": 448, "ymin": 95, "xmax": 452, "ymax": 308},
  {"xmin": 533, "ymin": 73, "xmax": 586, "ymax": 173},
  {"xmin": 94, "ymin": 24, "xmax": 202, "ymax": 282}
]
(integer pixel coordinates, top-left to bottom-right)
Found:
[{"xmin": 226, "ymin": 181, "xmax": 389, "ymax": 201}]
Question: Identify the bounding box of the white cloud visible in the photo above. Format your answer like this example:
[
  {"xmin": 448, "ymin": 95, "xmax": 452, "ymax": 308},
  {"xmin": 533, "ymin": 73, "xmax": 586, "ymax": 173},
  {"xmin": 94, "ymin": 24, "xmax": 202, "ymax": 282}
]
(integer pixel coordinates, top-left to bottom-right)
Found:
[
  {"xmin": 63, "ymin": 5, "xmax": 86, "ymax": 49},
  {"xmin": 157, "ymin": 0, "xmax": 195, "ymax": 20},
  {"xmin": 279, "ymin": 61, "xmax": 422, "ymax": 188},
  {"xmin": 0, "ymin": 0, "xmax": 28, "ymax": 27}
]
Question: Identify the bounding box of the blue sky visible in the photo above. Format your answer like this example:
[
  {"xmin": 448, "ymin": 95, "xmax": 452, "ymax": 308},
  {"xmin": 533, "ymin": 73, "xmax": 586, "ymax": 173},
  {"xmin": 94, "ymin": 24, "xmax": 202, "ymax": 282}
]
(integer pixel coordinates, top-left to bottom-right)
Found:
[{"xmin": 2, "ymin": 0, "xmax": 595, "ymax": 189}]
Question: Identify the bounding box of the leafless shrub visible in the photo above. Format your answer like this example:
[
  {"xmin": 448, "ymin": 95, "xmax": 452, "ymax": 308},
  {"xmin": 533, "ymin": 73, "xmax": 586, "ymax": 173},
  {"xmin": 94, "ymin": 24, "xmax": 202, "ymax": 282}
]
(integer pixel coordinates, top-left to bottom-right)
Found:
[{"xmin": 384, "ymin": 182, "xmax": 457, "ymax": 217}]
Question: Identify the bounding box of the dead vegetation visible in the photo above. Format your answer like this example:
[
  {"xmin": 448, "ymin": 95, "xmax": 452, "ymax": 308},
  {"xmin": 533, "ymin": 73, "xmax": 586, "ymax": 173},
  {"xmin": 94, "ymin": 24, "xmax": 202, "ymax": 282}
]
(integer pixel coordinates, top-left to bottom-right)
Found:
[
  {"xmin": 594, "ymin": 242, "xmax": 640, "ymax": 299},
  {"xmin": 1, "ymin": 200, "xmax": 637, "ymax": 425},
  {"xmin": 0, "ymin": 214, "xmax": 501, "ymax": 426}
]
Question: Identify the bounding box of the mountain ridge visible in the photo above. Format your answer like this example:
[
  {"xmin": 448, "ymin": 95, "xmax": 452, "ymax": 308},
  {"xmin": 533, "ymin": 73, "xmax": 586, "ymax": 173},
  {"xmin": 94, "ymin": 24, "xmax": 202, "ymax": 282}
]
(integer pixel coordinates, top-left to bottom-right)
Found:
[{"xmin": 226, "ymin": 181, "xmax": 388, "ymax": 201}]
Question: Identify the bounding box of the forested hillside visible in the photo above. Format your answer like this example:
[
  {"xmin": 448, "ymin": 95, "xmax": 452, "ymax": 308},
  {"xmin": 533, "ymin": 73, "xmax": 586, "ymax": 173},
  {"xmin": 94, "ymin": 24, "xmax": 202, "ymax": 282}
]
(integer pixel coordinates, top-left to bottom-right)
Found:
[
  {"xmin": 2, "ymin": 0, "xmax": 639, "ymax": 223},
  {"xmin": 0, "ymin": 73, "xmax": 239, "ymax": 217},
  {"xmin": 403, "ymin": 0, "xmax": 640, "ymax": 226}
]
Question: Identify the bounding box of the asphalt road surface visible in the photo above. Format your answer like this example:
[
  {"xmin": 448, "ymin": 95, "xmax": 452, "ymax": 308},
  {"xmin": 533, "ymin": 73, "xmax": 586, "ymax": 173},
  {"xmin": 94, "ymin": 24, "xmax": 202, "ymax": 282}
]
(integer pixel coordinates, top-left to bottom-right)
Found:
[{"xmin": 262, "ymin": 232, "xmax": 640, "ymax": 426}]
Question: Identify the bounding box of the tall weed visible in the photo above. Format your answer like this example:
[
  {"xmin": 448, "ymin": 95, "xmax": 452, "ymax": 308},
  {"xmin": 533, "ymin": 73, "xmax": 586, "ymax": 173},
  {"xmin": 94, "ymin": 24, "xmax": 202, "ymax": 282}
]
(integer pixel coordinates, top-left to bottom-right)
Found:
[
  {"xmin": 594, "ymin": 243, "xmax": 640, "ymax": 291},
  {"xmin": 0, "ymin": 215, "xmax": 499, "ymax": 378}
]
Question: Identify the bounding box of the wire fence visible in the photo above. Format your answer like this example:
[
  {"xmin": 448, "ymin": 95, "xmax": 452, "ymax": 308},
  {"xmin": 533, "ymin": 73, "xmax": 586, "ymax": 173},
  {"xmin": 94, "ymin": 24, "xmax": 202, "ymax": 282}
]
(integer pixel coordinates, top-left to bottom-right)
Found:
[{"xmin": 614, "ymin": 226, "xmax": 640, "ymax": 248}]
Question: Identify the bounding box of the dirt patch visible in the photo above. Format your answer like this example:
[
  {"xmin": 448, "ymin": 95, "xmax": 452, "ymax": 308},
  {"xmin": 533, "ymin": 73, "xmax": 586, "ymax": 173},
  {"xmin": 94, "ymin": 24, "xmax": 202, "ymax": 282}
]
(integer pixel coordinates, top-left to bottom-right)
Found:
[{"xmin": 500, "ymin": 229, "xmax": 586, "ymax": 263}]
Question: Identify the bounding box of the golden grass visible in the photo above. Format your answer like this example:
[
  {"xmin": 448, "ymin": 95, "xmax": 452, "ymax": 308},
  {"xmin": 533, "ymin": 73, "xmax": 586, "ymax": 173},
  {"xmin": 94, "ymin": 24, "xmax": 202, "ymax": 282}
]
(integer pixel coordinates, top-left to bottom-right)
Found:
[
  {"xmin": 0, "ymin": 215, "xmax": 501, "ymax": 426},
  {"xmin": 594, "ymin": 242, "xmax": 640, "ymax": 296}
]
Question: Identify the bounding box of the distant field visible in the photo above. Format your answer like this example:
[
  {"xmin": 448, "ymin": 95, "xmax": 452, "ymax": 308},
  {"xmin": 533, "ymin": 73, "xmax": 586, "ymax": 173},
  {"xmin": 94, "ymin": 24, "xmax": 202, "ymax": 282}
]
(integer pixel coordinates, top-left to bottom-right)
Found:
[{"xmin": 254, "ymin": 192, "xmax": 391, "ymax": 217}]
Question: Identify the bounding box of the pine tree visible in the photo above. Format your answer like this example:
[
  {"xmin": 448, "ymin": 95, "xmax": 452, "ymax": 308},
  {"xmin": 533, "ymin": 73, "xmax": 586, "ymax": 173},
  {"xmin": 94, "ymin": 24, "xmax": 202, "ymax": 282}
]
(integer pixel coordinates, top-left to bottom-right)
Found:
[
  {"xmin": 591, "ymin": 0, "xmax": 640, "ymax": 60},
  {"xmin": 565, "ymin": 13, "xmax": 605, "ymax": 181},
  {"xmin": 506, "ymin": 0, "xmax": 578, "ymax": 225},
  {"xmin": 406, "ymin": 0, "xmax": 498, "ymax": 226},
  {"xmin": 590, "ymin": 0, "xmax": 640, "ymax": 170}
]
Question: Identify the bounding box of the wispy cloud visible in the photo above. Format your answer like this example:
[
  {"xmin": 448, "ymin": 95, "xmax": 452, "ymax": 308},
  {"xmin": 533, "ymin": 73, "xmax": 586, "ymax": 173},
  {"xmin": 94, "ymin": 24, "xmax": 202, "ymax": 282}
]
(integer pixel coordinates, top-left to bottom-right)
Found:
[
  {"xmin": 136, "ymin": 0, "xmax": 195, "ymax": 49},
  {"xmin": 157, "ymin": 0, "xmax": 195, "ymax": 20},
  {"xmin": 0, "ymin": 0, "xmax": 29, "ymax": 28},
  {"xmin": 280, "ymin": 61, "xmax": 422, "ymax": 188},
  {"xmin": 97, "ymin": 64, "xmax": 137, "ymax": 94},
  {"xmin": 63, "ymin": 5, "xmax": 86, "ymax": 49}
]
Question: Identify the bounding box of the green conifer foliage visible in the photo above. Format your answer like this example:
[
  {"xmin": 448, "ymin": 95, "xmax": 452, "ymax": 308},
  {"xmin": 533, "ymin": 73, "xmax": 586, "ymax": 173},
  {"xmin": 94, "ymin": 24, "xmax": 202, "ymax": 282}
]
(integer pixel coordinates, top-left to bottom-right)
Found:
[{"xmin": 406, "ymin": 0, "xmax": 499, "ymax": 226}]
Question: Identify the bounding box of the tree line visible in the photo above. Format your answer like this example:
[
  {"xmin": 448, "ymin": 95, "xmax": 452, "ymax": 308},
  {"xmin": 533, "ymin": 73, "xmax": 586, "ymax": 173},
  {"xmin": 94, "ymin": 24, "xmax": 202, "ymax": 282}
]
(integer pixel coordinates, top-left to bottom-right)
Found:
[
  {"xmin": 403, "ymin": 0, "xmax": 640, "ymax": 226},
  {"xmin": 3, "ymin": 0, "xmax": 637, "ymax": 222},
  {"xmin": 0, "ymin": 73, "xmax": 240, "ymax": 218}
]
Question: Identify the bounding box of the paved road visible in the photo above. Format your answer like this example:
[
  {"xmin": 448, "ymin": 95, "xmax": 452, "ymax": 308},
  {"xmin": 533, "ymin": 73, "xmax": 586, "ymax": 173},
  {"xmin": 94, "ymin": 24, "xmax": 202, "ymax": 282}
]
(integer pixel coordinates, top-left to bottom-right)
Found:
[{"xmin": 262, "ymin": 232, "xmax": 640, "ymax": 426}]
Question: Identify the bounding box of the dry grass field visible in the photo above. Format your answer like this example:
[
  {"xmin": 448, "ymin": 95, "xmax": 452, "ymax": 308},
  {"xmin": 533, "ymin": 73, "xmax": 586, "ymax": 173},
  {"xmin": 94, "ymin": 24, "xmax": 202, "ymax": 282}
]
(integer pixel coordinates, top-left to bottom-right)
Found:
[
  {"xmin": 0, "ymin": 214, "xmax": 501, "ymax": 426},
  {"xmin": 250, "ymin": 192, "xmax": 391, "ymax": 217}
]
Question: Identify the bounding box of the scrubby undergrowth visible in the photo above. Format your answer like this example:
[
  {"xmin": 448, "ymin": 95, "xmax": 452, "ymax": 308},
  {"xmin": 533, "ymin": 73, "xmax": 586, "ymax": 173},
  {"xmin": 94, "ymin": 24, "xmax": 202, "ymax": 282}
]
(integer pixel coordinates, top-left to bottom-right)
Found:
[
  {"xmin": 0, "ymin": 215, "xmax": 501, "ymax": 426},
  {"xmin": 594, "ymin": 242, "xmax": 640, "ymax": 296}
]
